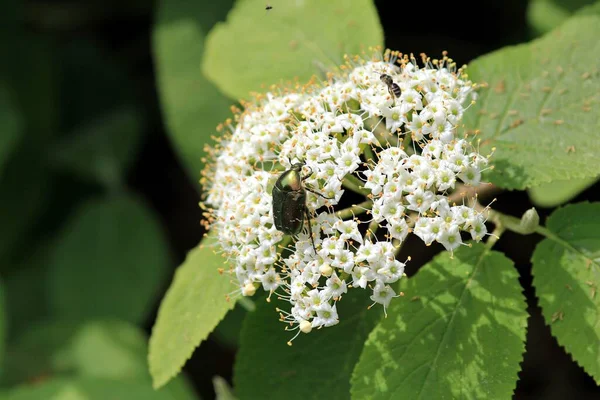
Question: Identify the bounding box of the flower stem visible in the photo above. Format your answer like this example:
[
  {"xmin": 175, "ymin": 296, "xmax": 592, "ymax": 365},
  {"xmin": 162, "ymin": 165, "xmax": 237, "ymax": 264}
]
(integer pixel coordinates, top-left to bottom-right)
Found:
[
  {"xmin": 486, "ymin": 209, "xmax": 529, "ymax": 235},
  {"xmin": 365, "ymin": 219, "xmax": 379, "ymax": 239},
  {"xmin": 363, "ymin": 144, "xmax": 376, "ymax": 164},
  {"xmin": 238, "ymin": 296, "xmax": 256, "ymax": 311},
  {"xmin": 335, "ymin": 200, "xmax": 372, "ymax": 220},
  {"xmin": 448, "ymin": 182, "xmax": 502, "ymax": 204},
  {"xmin": 342, "ymin": 174, "xmax": 371, "ymax": 196},
  {"xmin": 485, "ymin": 225, "xmax": 505, "ymax": 249}
]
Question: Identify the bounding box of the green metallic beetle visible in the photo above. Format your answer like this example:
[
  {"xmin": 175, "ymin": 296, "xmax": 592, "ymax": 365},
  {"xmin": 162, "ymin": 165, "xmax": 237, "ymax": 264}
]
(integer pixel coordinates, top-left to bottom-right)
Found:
[{"xmin": 272, "ymin": 162, "xmax": 331, "ymax": 252}]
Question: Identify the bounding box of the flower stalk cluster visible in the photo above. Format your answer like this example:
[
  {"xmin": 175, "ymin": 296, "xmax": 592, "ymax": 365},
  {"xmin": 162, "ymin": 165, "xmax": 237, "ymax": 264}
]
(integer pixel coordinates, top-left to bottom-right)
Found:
[{"xmin": 201, "ymin": 50, "xmax": 491, "ymax": 343}]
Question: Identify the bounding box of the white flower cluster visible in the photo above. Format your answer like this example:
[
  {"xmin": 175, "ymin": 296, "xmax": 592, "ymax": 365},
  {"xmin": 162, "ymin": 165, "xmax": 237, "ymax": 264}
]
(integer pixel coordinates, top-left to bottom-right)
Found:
[{"xmin": 202, "ymin": 51, "xmax": 490, "ymax": 343}]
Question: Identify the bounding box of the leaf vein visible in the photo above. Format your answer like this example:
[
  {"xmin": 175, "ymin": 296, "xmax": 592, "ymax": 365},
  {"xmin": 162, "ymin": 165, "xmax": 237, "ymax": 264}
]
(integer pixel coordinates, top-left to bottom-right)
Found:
[{"xmin": 415, "ymin": 248, "xmax": 489, "ymax": 400}]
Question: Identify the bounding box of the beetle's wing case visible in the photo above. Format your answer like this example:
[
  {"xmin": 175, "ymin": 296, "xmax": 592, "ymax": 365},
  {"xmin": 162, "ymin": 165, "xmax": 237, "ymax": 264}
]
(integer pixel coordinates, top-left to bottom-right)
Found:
[
  {"xmin": 271, "ymin": 183, "xmax": 286, "ymax": 232},
  {"xmin": 272, "ymin": 168, "xmax": 306, "ymax": 235},
  {"xmin": 280, "ymin": 189, "xmax": 305, "ymax": 235}
]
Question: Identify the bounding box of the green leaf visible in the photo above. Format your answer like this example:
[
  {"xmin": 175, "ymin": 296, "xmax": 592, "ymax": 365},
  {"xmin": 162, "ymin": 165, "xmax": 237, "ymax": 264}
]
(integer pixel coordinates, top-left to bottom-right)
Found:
[
  {"xmin": 0, "ymin": 85, "xmax": 22, "ymax": 179},
  {"xmin": 351, "ymin": 243, "xmax": 528, "ymax": 400},
  {"xmin": 148, "ymin": 233, "xmax": 236, "ymax": 389},
  {"xmin": 3, "ymin": 320, "xmax": 80, "ymax": 385},
  {"xmin": 5, "ymin": 379, "xmax": 77, "ymax": 400},
  {"xmin": 463, "ymin": 15, "xmax": 600, "ymax": 190},
  {"xmin": 5, "ymin": 377, "xmax": 194, "ymax": 400},
  {"xmin": 3, "ymin": 319, "xmax": 196, "ymax": 399},
  {"xmin": 48, "ymin": 194, "xmax": 170, "ymax": 324},
  {"xmin": 528, "ymin": 175, "xmax": 599, "ymax": 208},
  {"xmin": 528, "ymin": 0, "xmax": 572, "ymax": 36},
  {"xmin": 203, "ymin": 0, "xmax": 383, "ymax": 99},
  {"xmin": 61, "ymin": 321, "xmax": 150, "ymax": 379},
  {"xmin": 50, "ymin": 108, "xmax": 142, "ymax": 189},
  {"xmin": 532, "ymin": 202, "xmax": 600, "ymax": 383},
  {"xmin": 213, "ymin": 376, "xmax": 237, "ymax": 400},
  {"xmin": 234, "ymin": 290, "xmax": 381, "ymax": 400},
  {"xmin": 528, "ymin": 0, "xmax": 596, "ymax": 36},
  {"xmin": 576, "ymin": 1, "xmax": 600, "ymax": 16},
  {"xmin": 153, "ymin": 0, "xmax": 234, "ymax": 182}
]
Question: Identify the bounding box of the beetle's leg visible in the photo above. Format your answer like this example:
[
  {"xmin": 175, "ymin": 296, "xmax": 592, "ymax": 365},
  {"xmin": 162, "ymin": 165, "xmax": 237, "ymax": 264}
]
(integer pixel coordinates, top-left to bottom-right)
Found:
[
  {"xmin": 301, "ymin": 165, "xmax": 313, "ymax": 181},
  {"xmin": 305, "ymin": 187, "xmax": 335, "ymax": 200},
  {"xmin": 300, "ymin": 165, "xmax": 334, "ymax": 200},
  {"xmin": 304, "ymin": 208, "xmax": 318, "ymax": 254}
]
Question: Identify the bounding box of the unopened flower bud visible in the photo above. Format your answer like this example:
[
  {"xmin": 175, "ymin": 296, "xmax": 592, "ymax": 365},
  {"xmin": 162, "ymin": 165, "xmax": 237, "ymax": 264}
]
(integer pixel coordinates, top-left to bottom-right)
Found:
[
  {"xmin": 242, "ymin": 283, "xmax": 256, "ymax": 296},
  {"xmin": 299, "ymin": 320, "xmax": 312, "ymax": 333},
  {"xmin": 319, "ymin": 263, "xmax": 333, "ymax": 277},
  {"xmin": 519, "ymin": 207, "xmax": 540, "ymax": 234}
]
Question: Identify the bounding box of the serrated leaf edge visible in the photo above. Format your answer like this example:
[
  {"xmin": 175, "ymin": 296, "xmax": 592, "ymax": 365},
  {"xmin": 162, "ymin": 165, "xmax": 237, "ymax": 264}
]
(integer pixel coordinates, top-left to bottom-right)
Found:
[
  {"xmin": 148, "ymin": 242, "xmax": 235, "ymax": 389},
  {"xmin": 530, "ymin": 202, "xmax": 600, "ymax": 384},
  {"xmin": 350, "ymin": 247, "xmax": 529, "ymax": 399}
]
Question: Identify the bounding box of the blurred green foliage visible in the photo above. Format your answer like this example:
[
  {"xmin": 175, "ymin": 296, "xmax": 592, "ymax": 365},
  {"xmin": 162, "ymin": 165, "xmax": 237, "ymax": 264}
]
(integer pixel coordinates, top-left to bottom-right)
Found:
[
  {"xmin": 527, "ymin": 0, "xmax": 597, "ymax": 35},
  {"xmin": 0, "ymin": 87, "xmax": 22, "ymax": 179},
  {"xmin": 153, "ymin": 0, "xmax": 234, "ymax": 184},
  {"xmin": 528, "ymin": 176, "xmax": 599, "ymax": 208},
  {"xmin": 0, "ymin": 281, "xmax": 5, "ymax": 375},
  {"xmin": 0, "ymin": 0, "xmax": 197, "ymax": 398},
  {"xmin": 202, "ymin": 0, "xmax": 383, "ymax": 99},
  {"xmin": 47, "ymin": 195, "xmax": 170, "ymax": 324},
  {"xmin": 0, "ymin": 0, "xmax": 599, "ymax": 399}
]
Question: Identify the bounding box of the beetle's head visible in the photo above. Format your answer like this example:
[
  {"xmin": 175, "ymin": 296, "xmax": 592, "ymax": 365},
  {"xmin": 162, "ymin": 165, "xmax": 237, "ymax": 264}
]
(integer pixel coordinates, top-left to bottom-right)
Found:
[
  {"xmin": 290, "ymin": 161, "xmax": 313, "ymax": 180},
  {"xmin": 290, "ymin": 162, "xmax": 305, "ymax": 171}
]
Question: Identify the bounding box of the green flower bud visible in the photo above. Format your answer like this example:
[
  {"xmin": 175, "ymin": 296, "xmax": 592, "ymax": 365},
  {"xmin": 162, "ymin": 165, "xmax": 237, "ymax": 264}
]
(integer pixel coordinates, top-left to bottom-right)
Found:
[{"xmin": 519, "ymin": 207, "xmax": 540, "ymax": 234}]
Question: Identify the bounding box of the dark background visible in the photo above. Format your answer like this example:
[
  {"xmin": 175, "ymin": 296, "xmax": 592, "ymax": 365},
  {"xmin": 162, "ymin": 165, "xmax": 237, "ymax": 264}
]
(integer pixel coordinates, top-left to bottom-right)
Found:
[{"xmin": 3, "ymin": 0, "xmax": 600, "ymax": 399}]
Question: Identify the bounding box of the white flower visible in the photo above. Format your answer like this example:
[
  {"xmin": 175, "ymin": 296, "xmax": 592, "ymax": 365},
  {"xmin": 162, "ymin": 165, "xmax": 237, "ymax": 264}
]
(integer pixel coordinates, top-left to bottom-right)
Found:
[
  {"xmin": 370, "ymin": 282, "xmax": 397, "ymax": 316},
  {"xmin": 438, "ymin": 225, "xmax": 463, "ymax": 252},
  {"xmin": 336, "ymin": 219, "xmax": 363, "ymax": 244},
  {"xmin": 469, "ymin": 220, "xmax": 488, "ymax": 241},
  {"xmin": 407, "ymin": 112, "xmax": 429, "ymax": 141},
  {"xmin": 413, "ymin": 217, "xmax": 440, "ymax": 246},
  {"xmin": 325, "ymin": 272, "xmax": 348, "ymax": 299},
  {"xmin": 376, "ymin": 259, "xmax": 406, "ymax": 284},
  {"xmin": 202, "ymin": 49, "xmax": 491, "ymax": 340},
  {"xmin": 355, "ymin": 239, "xmax": 380, "ymax": 264},
  {"xmin": 351, "ymin": 266, "xmax": 372, "ymax": 289},
  {"xmin": 405, "ymin": 188, "xmax": 436, "ymax": 214},
  {"xmin": 381, "ymin": 105, "xmax": 406, "ymax": 133},
  {"xmin": 331, "ymin": 248, "xmax": 354, "ymax": 273},
  {"xmin": 260, "ymin": 268, "xmax": 280, "ymax": 292},
  {"xmin": 458, "ymin": 165, "xmax": 482, "ymax": 186},
  {"xmin": 389, "ymin": 219, "xmax": 410, "ymax": 242},
  {"xmin": 313, "ymin": 303, "xmax": 339, "ymax": 328}
]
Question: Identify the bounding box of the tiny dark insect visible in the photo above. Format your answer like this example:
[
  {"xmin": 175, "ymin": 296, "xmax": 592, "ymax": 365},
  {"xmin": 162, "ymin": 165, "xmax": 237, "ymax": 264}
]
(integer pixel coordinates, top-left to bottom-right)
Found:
[
  {"xmin": 272, "ymin": 162, "xmax": 332, "ymax": 252},
  {"xmin": 380, "ymin": 73, "xmax": 401, "ymax": 98}
]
